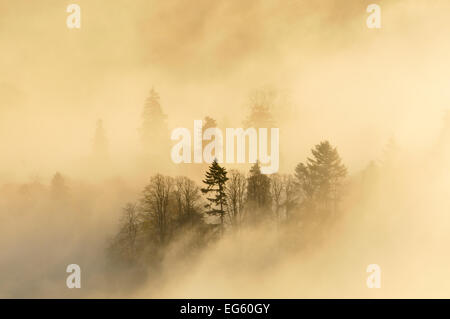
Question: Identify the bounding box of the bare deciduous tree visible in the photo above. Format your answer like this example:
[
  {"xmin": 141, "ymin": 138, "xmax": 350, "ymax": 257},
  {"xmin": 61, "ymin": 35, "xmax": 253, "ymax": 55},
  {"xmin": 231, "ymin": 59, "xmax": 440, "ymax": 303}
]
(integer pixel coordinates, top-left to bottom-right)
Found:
[
  {"xmin": 282, "ymin": 174, "xmax": 297, "ymax": 221},
  {"xmin": 174, "ymin": 176, "xmax": 202, "ymax": 226},
  {"xmin": 119, "ymin": 202, "xmax": 139, "ymax": 259},
  {"xmin": 109, "ymin": 202, "xmax": 140, "ymax": 263},
  {"xmin": 225, "ymin": 170, "xmax": 247, "ymax": 230},
  {"xmin": 270, "ymin": 173, "xmax": 284, "ymax": 223},
  {"xmin": 141, "ymin": 174, "xmax": 174, "ymax": 245}
]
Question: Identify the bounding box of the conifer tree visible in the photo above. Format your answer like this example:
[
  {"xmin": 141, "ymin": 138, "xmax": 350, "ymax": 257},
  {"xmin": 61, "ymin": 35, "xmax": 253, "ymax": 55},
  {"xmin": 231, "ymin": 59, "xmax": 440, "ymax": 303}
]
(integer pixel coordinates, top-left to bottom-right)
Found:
[
  {"xmin": 295, "ymin": 141, "xmax": 347, "ymax": 217},
  {"xmin": 140, "ymin": 88, "xmax": 169, "ymax": 161},
  {"xmin": 201, "ymin": 159, "xmax": 228, "ymax": 229},
  {"xmin": 246, "ymin": 161, "xmax": 272, "ymax": 221}
]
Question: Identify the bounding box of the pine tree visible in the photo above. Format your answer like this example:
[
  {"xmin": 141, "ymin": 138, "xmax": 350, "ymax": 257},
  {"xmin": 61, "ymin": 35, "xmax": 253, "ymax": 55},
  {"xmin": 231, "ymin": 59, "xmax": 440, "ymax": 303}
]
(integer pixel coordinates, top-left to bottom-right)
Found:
[
  {"xmin": 295, "ymin": 141, "xmax": 347, "ymax": 217},
  {"xmin": 140, "ymin": 88, "xmax": 169, "ymax": 159},
  {"xmin": 201, "ymin": 159, "xmax": 228, "ymax": 230},
  {"xmin": 246, "ymin": 161, "xmax": 272, "ymax": 222}
]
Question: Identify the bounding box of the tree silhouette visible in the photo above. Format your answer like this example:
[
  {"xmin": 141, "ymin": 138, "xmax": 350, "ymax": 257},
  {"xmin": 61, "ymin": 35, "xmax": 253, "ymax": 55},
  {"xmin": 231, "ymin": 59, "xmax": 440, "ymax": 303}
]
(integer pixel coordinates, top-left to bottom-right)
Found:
[
  {"xmin": 141, "ymin": 174, "xmax": 174, "ymax": 245},
  {"xmin": 201, "ymin": 159, "xmax": 228, "ymax": 230},
  {"xmin": 270, "ymin": 173, "xmax": 284, "ymax": 223},
  {"xmin": 225, "ymin": 170, "xmax": 247, "ymax": 230},
  {"xmin": 50, "ymin": 172, "xmax": 68, "ymax": 200},
  {"xmin": 244, "ymin": 89, "xmax": 275, "ymax": 128},
  {"xmin": 139, "ymin": 88, "xmax": 169, "ymax": 162},
  {"xmin": 111, "ymin": 203, "xmax": 140, "ymax": 263},
  {"xmin": 246, "ymin": 161, "xmax": 272, "ymax": 222},
  {"xmin": 173, "ymin": 176, "xmax": 203, "ymax": 227},
  {"xmin": 282, "ymin": 174, "xmax": 298, "ymax": 221},
  {"xmin": 203, "ymin": 116, "xmax": 217, "ymax": 133},
  {"xmin": 295, "ymin": 141, "xmax": 347, "ymax": 218}
]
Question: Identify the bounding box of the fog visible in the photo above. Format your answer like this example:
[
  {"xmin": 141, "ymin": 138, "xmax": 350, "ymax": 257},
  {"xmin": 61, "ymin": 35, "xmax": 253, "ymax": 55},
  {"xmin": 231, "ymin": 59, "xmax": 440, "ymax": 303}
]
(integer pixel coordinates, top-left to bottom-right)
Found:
[{"xmin": 1, "ymin": 0, "xmax": 450, "ymax": 298}]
